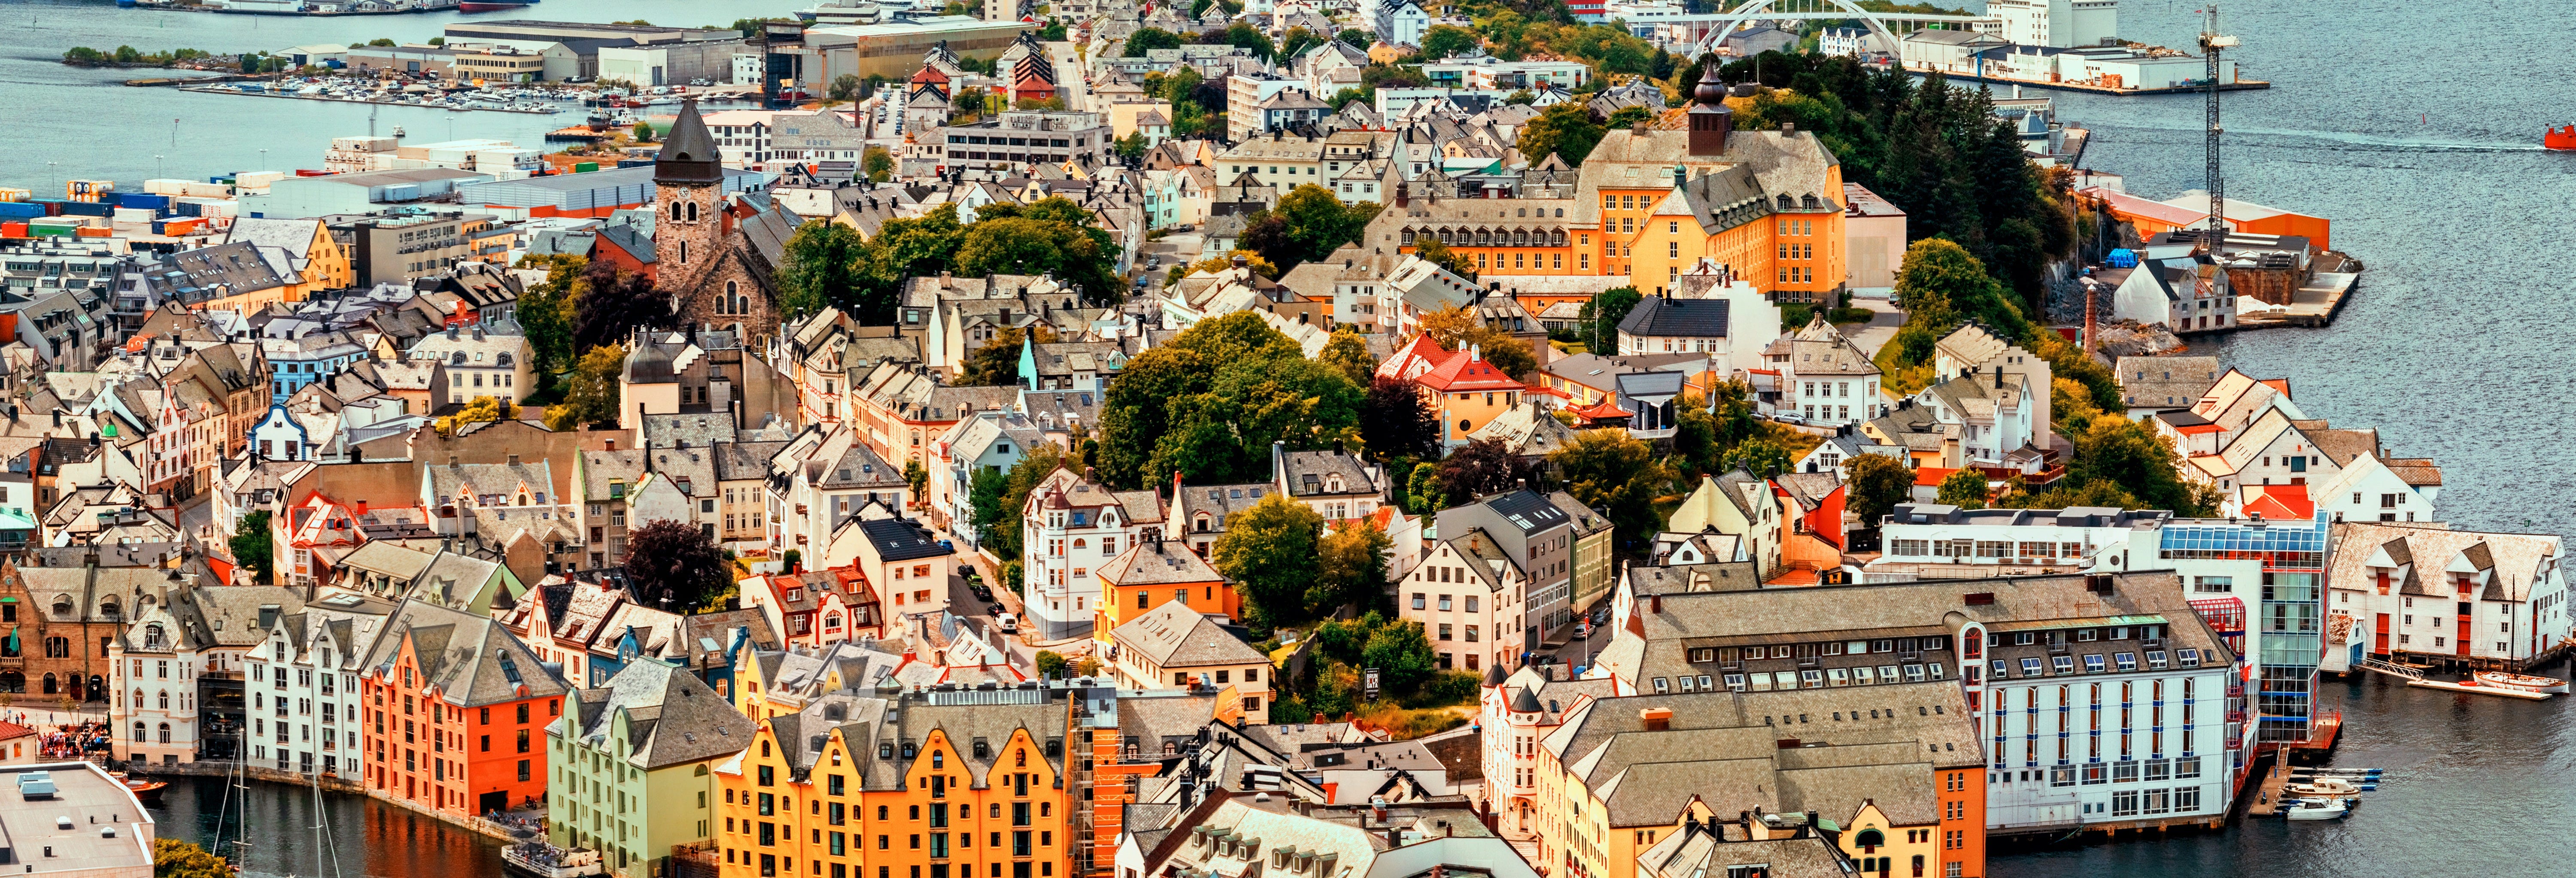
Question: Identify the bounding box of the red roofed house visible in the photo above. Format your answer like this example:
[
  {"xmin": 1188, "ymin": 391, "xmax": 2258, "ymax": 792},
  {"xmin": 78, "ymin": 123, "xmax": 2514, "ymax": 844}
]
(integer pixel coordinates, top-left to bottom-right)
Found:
[
  {"xmin": 0, "ymin": 721, "xmax": 36, "ymax": 765},
  {"xmin": 1379, "ymin": 334, "xmax": 1524, "ymax": 449},
  {"xmin": 1006, "ymin": 32, "xmax": 1058, "ymax": 105}
]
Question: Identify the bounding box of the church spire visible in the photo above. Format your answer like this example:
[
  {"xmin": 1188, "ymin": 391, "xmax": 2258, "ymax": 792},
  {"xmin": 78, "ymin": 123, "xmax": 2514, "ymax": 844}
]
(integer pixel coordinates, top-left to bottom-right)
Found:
[{"xmin": 655, "ymin": 97, "xmax": 723, "ymax": 186}]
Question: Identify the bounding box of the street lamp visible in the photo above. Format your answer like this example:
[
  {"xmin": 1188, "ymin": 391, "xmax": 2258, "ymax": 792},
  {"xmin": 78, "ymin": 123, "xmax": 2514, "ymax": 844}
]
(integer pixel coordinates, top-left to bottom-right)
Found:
[{"xmin": 154, "ymin": 155, "xmax": 167, "ymax": 180}]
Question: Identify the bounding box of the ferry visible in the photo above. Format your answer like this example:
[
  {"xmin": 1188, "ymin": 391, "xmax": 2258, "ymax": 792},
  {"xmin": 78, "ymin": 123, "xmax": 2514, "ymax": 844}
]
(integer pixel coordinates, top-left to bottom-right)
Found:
[
  {"xmin": 2549, "ymin": 125, "xmax": 2576, "ymax": 151},
  {"xmin": 2475, "ymin": 671, "xmax": 2568, "ymax": 694},
  {"xmin": 501, "ymin": 844, "xmax": 602, "ymax": 878}
]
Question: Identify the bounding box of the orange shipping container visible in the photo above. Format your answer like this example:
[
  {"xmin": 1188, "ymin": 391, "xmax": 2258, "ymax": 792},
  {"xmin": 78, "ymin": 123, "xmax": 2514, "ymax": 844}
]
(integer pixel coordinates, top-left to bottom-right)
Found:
[
  {"xmin": 0, "ymin": 222, "xmax": 24, "ymax": 238},
  {"xmin": 75, "ymin": 227, "xmax": 112, "ymax": 238}
]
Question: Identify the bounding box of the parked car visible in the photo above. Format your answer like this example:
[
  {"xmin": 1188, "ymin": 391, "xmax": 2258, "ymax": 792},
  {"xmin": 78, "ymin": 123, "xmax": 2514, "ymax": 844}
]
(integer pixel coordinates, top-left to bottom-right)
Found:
[{"xmin": 995, "ymin": 612, "xmax": 1019, "ymax": 633}]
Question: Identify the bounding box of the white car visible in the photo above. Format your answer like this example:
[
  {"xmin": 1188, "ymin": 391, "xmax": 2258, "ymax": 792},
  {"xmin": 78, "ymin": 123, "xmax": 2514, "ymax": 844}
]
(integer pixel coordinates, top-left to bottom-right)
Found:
[{"xmin": 995, "ymin": 612, "xmax": 1019, "ymax": 633}]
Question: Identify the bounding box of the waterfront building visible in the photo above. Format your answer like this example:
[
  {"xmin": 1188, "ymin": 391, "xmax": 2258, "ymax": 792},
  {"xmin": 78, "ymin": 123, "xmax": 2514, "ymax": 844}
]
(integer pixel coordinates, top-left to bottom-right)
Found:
[
  {"xmin": 1595, "ymin": 569, "xmax": 2239, "ymax": 844},
  {"xmin": 440, "ymin": 21, "xmax": 745, "ymax": 79},
  {"xmin": 241, "ymin": 591, "xmax": 394, "ymax": 780},
  {"xmin": 360, "ymin": 599, "xmax": 571, "ymax": 817},
  {"xmin": 789, "ymin": 16, "xmax": 1038, "ymax": 82},
  {"xmin": 1398, "ymin": 488, "xmax": 1579, "ymax": 668},
  {"xmin": 709, "ymin": 683, "xmax": 1086, "ymax": 878},
  {"xmin": 1104, "ymin": 601, "xmax": 1271, "ymax": 722},
  {"xmin": 1870, "ymin": 504, "xmax": 2170, "ymax": 581},
  {"xmin": 2318, "ymin": 521, "xmax": 2568, "ymax": 673},
  {"xmin": 1988, "ymin": 0, "xmax": 2117, "ymax": 49},
  {"xmin": 257, "ymin": 169, "xmax": 495, "ymax": 221},
  {"xmin": 551, "ymin": 660, "xmax": 757, "ymax": 878},
  {"xmin": 601, "ymin": 39, "xmax": 751, "ymax": 89}
]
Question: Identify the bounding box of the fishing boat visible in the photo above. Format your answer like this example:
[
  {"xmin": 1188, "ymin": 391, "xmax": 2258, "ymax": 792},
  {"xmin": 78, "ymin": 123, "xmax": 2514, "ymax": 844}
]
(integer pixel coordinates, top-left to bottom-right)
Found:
[
  {"xmin": 502, "ymin": 843, "xmax": 603, "ymax": 878},
  {"xmin": 2474, "ymin": 671, "xmax": 2568, "ymax": 694},
  {"xmin": 2549, "ymin": 125, "xmax": 2576, "ymax": 151},
  {"xmin": 110, "ymin": 772, "xmax": 167, "ymax": 803},
  {"xmin": 2284, "ymin": 796, "xmax": 2357, "ymax": 821}
]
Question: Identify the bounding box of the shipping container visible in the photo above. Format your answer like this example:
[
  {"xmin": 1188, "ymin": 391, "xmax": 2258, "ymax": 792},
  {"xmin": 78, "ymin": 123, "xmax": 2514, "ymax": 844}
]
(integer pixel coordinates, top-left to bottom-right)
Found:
[
  {"xmin": 0, "ymin": 222, "xmax": 24, "ymax": 238},
  {"xmin": 0, "ymin": 203, "xmax": 43, "ymax": 220},
  {"xmin": 27, "ymin": 198, "xmax": 68, "ymax": 217},
  {"xmin": 293, "ymin": 169, "xmax": 333, "ymax": 177},
  {"xmin": 115, "ymin": 193, "xmax": 172, "ymax": 211},
  {"xmin": 74, "ymin": 227, "xmax": 112, "ymax": 238},
  {"xmin": 28, "ymin": 225, "xmax": 70, "ymax": 237},
  {"xmin": 58, "ymin": 202, "xmax": 112, "ymax": 218},
  {"xmin": 65, "ymin": 180, "xmax": 116, "ymax": 202},
  {"xmin": 0, "ymin": 188, "xmax": 26, "ymax": 202},
  {"xmin": 574, "ymin": 162, "xmax": 600, "ymax": 173}
]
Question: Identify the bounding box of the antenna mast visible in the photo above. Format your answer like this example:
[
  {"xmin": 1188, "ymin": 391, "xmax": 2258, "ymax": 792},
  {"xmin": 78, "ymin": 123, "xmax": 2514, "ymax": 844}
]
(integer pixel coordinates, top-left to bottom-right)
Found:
[{"xmin": 2198, "ymin": 6, "xmax": 2238, "ymax": 235}]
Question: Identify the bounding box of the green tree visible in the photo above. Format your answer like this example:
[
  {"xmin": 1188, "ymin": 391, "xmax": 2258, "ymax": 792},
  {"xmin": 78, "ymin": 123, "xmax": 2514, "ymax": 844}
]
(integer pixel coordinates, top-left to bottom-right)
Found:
[
  {"xmin": 903, "ymin": 459, "xmax": 929, "ymax": 499},
  {"xmin": 1124, "ymin": 27, "xmax": 1183, "ymax": 56},
  {"xmin": 863, "ymin": 145, "xmax": 895, "ymax": 182},
  {"xmin": 1552, "ymin": 428, "xmax": 1670, "ymax": 553},
  {"xmin": 827, "ymin": 73, "xmax": 865, "ymax": 102},
  {"xmin": 1405, "ymin": 462, "xmax": 1443, "ymax": 514},
  {"xmin": 1505, "ymin": 88, "xmax": 1536, "ymax": 105},
  {"xmin": 155, "ymin": 839, "xmax": 231, "ymax": 878},
  {"xmin": 1317, "ymin": 328, "xmax": 1376, "ymax": 387},
  {"xmin": 1605, "ymin": 104, "xmax": 1654, "ymax": 129},
  {"xmin": 1222, "ymin": 21, "xmax": 1278, "ymax": 61},
  {"xmin": 1434, "ymin": 438, "xmax": 1531, "ymax": 506},
  {"xmin": 1936, "ymin": 468, "xmax": 1990, "ymax": 509},
  {"xmin": 512, "ymin": 253, "xmax": 582, "ymax": 373},
  {"xmin": 1671, "ymin": 394, "xmax": 1720, "ymax": 477},
  {"xmin": 779, "ymin": 219, "xmax": 865, "ymax": 321},
  {"xmin": 1337, "ymin": 28, "xmax": 1372, "ymax": 49},
  {"xmin": 545, "ymin": 343, "xmax": 625, "ymax": 431},
  {"xmin": 1114, "ymin": 131, "xmax": 1149, "ymax": 161},
  {"xmin": 1722, "ymin": 437, "xmax": 1792, "ymax": 477},
  {"xmin": 1419, "ymin": 24, "xmax": 1481, "ymax": 59},
  {"xmin": 1034, "ymin": 650, "xmax": 1069, "ymax": 678},
  {"xmin": 228, "ymin": 510, "xmax": 273, "ymax": 586},
  {"xmin": 571, "ymin": 260, "xmax": 667, "ymax": 354},
  {"xmin": 1211, "ymin": 494, "xmax": 1325, "ymax": 629},
  {"xmin": 437, "ymin": 395, "xmax": 514, "ymax": 435},
  {"xmin": 1360, "ymin": 618, "xmax": 1438, "ymax": 695},
  {"xmin": 1362, "ymin": 376, "xmax": 1439, "ymax": 463},
  {"xmin": 1314, "ymin": 518, "xmax": 1393, "ymax": 613},
  {"xmin": 1096, "ymin": 313, "xmax": 1321, "ymax": 487},
  {"xmin": 957, "ymin": 325, "xmax": 1057, "ymax": 386},
  {"xmin": 1574, "ymin": 286, "xmax": 1641, "ymax": 354},
  {"xmin": 1279, "ymin": 27, "xmax": 1322, "ymax": 61},
  {"xmin": 1843, "ymin": 453, "xmax": 1915, "ymax": 529},
  {"xmin": 1516, "ymin": 102, "xmax": 1607, "ymax": 167}
]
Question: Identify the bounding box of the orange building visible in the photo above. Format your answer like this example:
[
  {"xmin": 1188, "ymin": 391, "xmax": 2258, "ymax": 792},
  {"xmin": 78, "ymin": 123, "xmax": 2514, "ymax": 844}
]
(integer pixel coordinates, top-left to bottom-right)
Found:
[
  {"xmin": 1091, "ymin": 538, "xmax": 1235, "ymax": 650},
  {"xmin": 1370, "ymin": 81, "xmax": 1849, "ymax": 305},
  {"xmin": 360, "ymin": 600, "xmax": 568, "ymax": 816},
  {"xmin": 712, "ymin": 684, "xmax": 1102, "ymax": 878}
]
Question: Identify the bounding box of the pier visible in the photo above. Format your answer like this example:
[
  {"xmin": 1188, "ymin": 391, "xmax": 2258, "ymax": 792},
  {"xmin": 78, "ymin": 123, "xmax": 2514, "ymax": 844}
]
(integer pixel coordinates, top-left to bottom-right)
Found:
[{"xmin": 1905, "ymin": 69, "xmax": 2274, "ymax": 97}]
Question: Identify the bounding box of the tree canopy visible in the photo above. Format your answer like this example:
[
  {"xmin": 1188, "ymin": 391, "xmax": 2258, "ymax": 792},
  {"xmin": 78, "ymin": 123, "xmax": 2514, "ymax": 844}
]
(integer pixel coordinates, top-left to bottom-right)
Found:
[
  {"xmin": 957, "ymin": 325, "xmax": 1058, "ymax": 387},
  {"xmin": 625, "ymin": 519, "xmax": 733, "ymax": 611},
  {"xmin": 779, "ymin": 219, "xmax": 866, "ymax": 322},
  {"xmin": 1210, "ymin": 493, "xmax": 1325, "ymax": 629},
  {"xmin": 1238, "ymin": 185, "xmax": 1382, "ymax": 271},
  {"xmin": 1516, "ymin": 103, "xmax": 1606, "ymax": 167},
  {"xmin": 1843, "ymin": 453, "xmax": 1915, "ymax": 529},
  {"xmin": 1552, "ymin": 428, "xmax": 1671, "ymax": 555},
  {"xmin": 576, "ymin": 260, "xmax": 667, "ymax": 355},
  {"xmin": 1124, "ymin": 27, "xmax": 1182, "ymax": 55},
  {"xmin": 1096, "ymin": 313, "xmax": 1363, "ymax": 488},
  {"xmin": 545, "ymin": 343, "xmax": 625, "ymax": 431}
]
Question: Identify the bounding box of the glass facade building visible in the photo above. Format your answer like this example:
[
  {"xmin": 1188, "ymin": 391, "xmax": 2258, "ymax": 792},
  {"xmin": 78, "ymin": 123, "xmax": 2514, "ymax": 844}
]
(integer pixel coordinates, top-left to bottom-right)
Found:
[{"xmin": 2157, "ymin": 520, "xmax": 2325, "ymax": 745}]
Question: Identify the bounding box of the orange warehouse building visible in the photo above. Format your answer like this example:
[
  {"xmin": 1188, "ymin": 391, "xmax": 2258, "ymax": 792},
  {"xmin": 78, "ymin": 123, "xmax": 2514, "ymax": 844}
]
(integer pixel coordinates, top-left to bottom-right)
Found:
[{"xmin": 361, "ymin": 600, "xmax": 569, "ymax": 816}]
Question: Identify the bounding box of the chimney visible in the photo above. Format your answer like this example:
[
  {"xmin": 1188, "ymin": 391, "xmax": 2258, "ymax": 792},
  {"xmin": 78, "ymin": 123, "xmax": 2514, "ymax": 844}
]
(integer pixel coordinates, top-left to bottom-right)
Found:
[
  {"xmin": 1649, "ymin": 593, "xmax": 1661, "ymax": 614},
  {"xmin": 605, "ymin": 438, "xmax": 617, "ymax": 451},
  {"xmin": 1671, "ymin": 165, "xmax": 1685, "ymax": 189},
  {"xmin": 1638, "ymin": 707, "xmax": 1671, "ymax": 731}
]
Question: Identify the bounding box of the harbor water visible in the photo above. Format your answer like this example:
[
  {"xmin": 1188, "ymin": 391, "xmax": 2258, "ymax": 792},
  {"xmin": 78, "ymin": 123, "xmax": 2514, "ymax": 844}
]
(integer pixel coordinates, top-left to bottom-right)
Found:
[
  {"xmin": 149, "ymin": 774, "xmax": 507, "ymax": 878},
  {"xmin": 10, "ymin": 0, "xmax": 2576, "ymax": 873}
]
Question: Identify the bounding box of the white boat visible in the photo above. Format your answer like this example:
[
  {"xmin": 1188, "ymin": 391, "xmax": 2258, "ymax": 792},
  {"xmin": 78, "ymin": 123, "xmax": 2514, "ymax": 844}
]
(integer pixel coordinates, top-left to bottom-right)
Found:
[
  {"xmin": 2475, "ymin": 671, "xmax": 2568, "ymax": 694},
  {"xmin": 2286, "ymin": 777, "xmax": 2370, "ymax": 795},
  {"xmin": 2408, "ymin": 677, "xmax": 2554, "ymax": 700},
  {"xmin": 2284, "ymin": 796, "xmax": 2356, "ymax": 821}
]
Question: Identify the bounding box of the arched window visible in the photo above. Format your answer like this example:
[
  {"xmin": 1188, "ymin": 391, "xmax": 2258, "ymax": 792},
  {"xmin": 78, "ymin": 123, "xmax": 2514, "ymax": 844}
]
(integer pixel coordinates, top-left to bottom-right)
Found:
[
  {"xmin": 134, "ymin": 722, "xmax": 146, "ymax": 743},
  {"xmin": 687, "ymin": 201, "xmax": 700, "ymax": 222},
  {"xmin": 40, "ymin": 674, "xmax": 55, "ymax": 695},
  {"xmin": 133, "ymin": 689, "xmax": 145, "ymax": 707},
  {"xmin": 1072, "ymin": 539, "xmax": 1087, "ymax": 550},
  {"xmin": 669, "ymin": 201, "xmax": 681, "ymax": 222},
  {"xmin": 1855, "ymin": 829, "xmax": 1884, "ymax": 850},
  {"xmin": 157, "ymin": 690, "xmax": 169, "ymax": 709},
  {"xmin": 824, "ymin": 614, "xmax": 842, "ymax": 632},
  {"xmin": 158, "ymin": 723, "xmax": 172, "ymax": 744}
]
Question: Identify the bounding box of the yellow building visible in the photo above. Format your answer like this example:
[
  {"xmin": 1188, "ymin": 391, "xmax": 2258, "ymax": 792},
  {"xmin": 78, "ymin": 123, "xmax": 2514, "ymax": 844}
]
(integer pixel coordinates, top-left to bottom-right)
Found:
[
  {"xmin": 714, "ymin": 687, "xmax": 1080, "ymax": 878},
  {"xmin": 1373, "ymin": 91, "xmax": 1848, "ymax": 305},
  {"xmin": 228, "ymin": 216, "xmax": 354, "ymax": 291}
]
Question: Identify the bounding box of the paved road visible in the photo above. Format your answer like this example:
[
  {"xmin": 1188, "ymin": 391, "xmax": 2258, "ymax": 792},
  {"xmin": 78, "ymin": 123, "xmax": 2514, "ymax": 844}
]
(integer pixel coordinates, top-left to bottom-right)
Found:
[
  {"xmin": 1843, "ymin": 295, "xmax": 1907, "ymax": 360},
  {"xmin": 1045, "ymin": 41, "xmax": 1092, "ymax": 112}
]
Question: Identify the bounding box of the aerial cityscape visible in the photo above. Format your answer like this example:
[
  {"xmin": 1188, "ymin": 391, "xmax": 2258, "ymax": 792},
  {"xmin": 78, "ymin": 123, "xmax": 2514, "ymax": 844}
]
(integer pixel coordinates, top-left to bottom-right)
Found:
[{"xmin": 0, "ymin": 1, "xmax": 2561, "ymax": 878}]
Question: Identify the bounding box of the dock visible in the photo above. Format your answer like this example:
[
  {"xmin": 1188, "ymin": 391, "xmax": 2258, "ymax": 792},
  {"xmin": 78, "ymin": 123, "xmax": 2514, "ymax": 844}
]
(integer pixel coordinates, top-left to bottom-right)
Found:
[
  {"xmin": 1904, "ymin": 69, "xmax": 2272, "ymax": 97},
  {"xmin": 2285, "ymin": 709, "xmax": 2343, "ymax": 765},
  {"xmin": 2246, "ymin": 758, "xmax": 2293, "ymax": 816}
]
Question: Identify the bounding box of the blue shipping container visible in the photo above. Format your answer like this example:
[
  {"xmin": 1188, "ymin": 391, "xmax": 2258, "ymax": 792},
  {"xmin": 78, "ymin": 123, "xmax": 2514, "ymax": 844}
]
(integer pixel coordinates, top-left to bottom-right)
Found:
[
  {"xmin": 173, "ymin": 201, "xmax": 202, "ymax": 217},
  {"xmin": 58, "ymin": 202, "xmax": 112, "ymax": 218},
  {"xmin": 28, "ymin": 198, "xmax": 68, "ymax": 216},
  {"xmin": 116, "ymin": 194, "xmax": 171, "ymax": 211},
  {"xmin": 0, "ymin": 204, "xmax": 43, "ymax": 219}
]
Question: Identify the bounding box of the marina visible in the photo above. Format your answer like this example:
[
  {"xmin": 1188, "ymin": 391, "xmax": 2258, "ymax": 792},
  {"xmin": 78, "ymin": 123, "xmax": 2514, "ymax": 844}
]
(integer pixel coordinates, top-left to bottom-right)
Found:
[{"xmin": 178, "ymin": 81, "xmax": 568, "ymax": 113}]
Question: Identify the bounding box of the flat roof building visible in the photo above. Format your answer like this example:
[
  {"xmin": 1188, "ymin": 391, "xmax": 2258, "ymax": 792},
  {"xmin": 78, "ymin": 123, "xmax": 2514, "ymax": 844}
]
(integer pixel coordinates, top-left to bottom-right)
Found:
[{"xmin": 0, "ymin": 763, "xmax": 156, "ymax": 878}]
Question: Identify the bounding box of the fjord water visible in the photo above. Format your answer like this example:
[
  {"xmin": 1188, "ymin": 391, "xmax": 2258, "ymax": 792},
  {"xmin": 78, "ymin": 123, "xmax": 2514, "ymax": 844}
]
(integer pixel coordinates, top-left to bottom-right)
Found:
[{"xmin": 24, "ymin": 0, "xmax": 2576, "ymax": 872}]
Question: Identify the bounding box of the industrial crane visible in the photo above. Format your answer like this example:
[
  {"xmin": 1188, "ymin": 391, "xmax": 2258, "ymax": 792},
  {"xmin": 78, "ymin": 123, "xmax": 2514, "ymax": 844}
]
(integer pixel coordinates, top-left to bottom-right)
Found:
[{"xmin": 2199, "ymin": 6, "xmax": 2238, "ymax": 235}]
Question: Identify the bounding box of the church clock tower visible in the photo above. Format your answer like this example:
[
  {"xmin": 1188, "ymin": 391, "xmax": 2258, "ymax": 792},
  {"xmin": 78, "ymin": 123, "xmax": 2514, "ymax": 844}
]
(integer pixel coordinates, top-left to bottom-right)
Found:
[{"xmin": 653, "ymin": 98, "xmax": 725, "ymax": 295}]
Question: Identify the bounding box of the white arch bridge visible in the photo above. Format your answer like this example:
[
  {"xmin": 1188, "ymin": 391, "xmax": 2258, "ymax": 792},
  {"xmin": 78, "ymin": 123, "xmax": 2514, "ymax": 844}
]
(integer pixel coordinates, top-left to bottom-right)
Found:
[{"xmin": 1609, "ymin": 0, "xmax": 1991, "ymax": 62}]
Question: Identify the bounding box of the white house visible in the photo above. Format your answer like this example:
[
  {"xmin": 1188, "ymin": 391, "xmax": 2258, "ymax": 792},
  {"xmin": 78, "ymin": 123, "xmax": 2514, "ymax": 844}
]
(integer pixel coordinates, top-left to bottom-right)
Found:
[
  {"xmin": 1019, "ymin": 466, "xmax": 1164, "ymax": 641},
  {"xmin": 2321, "ymin": 521, "xmax": 2568, "ymax": 674},
  {"xmin": 1374, "ymin": 0, "xmax": 1431, "ymax": 49}
]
